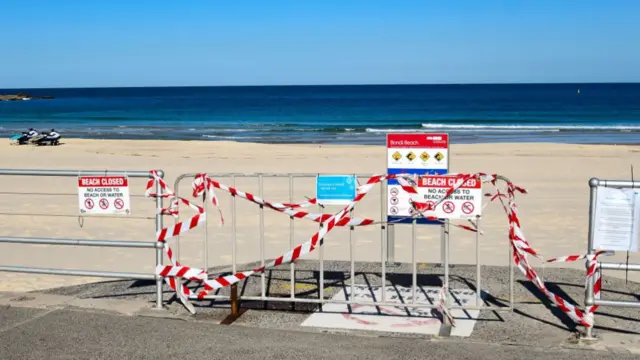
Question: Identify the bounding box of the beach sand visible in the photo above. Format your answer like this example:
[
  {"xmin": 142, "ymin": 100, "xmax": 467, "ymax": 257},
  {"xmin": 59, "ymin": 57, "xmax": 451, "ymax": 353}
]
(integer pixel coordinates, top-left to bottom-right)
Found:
[{"xmin": 1, "ymin": 139, "xmax": 640, "ymax": 292}]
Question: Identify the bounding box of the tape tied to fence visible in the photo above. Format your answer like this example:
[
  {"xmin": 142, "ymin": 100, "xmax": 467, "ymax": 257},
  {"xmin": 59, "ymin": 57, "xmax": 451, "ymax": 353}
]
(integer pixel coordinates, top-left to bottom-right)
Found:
[
  {"xmin": 546, "ymin": 250, "xmax": 612, "ymax": 319},
  {"xmin": 147, "ymin": 170, "xmax": 602, "ymax": 328},
  {"xmin": 145, "ymin": 171, "xmax": 208, "ymax": 313},
  {"xmin": 191, "ymin": 173, "xmax": 480, "ymax": 234}
]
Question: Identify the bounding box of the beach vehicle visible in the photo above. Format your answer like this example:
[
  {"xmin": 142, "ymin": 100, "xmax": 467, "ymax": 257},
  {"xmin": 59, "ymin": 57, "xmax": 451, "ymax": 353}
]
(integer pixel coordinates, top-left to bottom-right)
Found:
[
  {"xmin": 9, "ymin": 133, "xmax": 31, "ymax": 145},
  {"xmin": 34, "ymin": 129, "xmax": 62, "ymax": 146},
  {"xmin": 10, "ymin": 129, "xmax": 62, "ymax": 146}
]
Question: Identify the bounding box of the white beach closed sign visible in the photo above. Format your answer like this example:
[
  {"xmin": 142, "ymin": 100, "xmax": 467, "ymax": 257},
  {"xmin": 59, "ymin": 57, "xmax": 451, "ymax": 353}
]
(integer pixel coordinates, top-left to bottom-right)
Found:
[
  {"xmin": 78, "ymin": 176, "xmax": 131, "ymax": 215},
  {"xmin": 416, "ymin": 175, "xmax": 482, "ymax": 219}
]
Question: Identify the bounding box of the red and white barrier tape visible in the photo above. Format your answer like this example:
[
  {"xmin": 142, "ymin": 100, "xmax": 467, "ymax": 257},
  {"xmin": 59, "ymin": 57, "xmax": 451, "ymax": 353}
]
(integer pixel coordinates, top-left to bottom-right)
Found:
[
  {"xmin": 190, "ymin": 174, "xmax": 392, "ymax": 298},
  {"xmin": 396, "ymin": 172, "xmax": 603, "ymax": 328},
  {"xmin": 546, "ymin": 250, "xmax": 611, "ymax": 316},
  {"xmin": 147, "ymin": 170, "xmax": 603, "ymax": 329},
  {"xmin": 480, "ymin": 174, "xmax": 595, "ymax": 327},
  {"xmin": 145, "ymin": 171, "xmax": 208, "ymax": 313},
  {"xmin": 191, "ymin": 173, "xmax": 479, "ymax": 234}
]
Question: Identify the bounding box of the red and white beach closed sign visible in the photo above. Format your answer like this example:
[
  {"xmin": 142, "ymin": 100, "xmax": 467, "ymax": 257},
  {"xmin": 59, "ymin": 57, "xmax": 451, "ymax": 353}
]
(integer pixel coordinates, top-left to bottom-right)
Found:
[
  {"xmin": 417, "ymin": 175, "xmax": 482, "ymax": 219},
  {"xmin": 77, "ymin": 176, "xmax": 131, "ymax": 215}
]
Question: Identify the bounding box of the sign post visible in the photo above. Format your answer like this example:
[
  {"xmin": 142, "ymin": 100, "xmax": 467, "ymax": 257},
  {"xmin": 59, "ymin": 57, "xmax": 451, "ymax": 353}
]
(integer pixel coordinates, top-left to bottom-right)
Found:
[
  {"xmin": 386, "ymin": 133, "xmax": 450, "ymax": 265},
  {"xmin": 78, "ymin": 175, "xmax": 131, "ymax": 215}
]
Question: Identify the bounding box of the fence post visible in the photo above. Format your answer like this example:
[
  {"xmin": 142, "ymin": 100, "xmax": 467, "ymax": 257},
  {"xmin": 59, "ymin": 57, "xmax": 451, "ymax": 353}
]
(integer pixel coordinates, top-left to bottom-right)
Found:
[
  {"xmin": 583, "ymin": 178, "xmax": 599, "ymax": 340},
  {"xmin": 155, "ymin": 172, "xmax": 164, "ymax": 309}
]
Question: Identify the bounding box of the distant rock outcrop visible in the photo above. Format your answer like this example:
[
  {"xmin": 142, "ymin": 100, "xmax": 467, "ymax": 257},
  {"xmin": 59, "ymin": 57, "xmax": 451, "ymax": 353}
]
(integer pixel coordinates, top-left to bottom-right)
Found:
[{"xmin": 0, "ymin": 93, "xmax": 55, "ymax": 101}]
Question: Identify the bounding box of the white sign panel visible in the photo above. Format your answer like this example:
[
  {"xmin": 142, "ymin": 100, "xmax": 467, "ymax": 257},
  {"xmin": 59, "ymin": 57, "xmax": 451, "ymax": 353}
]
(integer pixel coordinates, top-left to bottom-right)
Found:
[
  {"xmin": 389, "ymin": 175, "xmax": 482, "ymax": 219},
  {"xmin": 386, "ymin": 134, "xmax": 449, "ymax": 170},
  {"xmin": 301, "ymin": 285, "xmax": 482, "ymax": 337},
  {"xmin": 386, "ymin": 133, "xmax": 449, "ymax": 224},
  {"xmin": 78, "ymin": 176, "xmax": 131, "ymax": 215},
  {"xmin": 593, "ymin": 186, "xmax": 640, "ymax": 252}
]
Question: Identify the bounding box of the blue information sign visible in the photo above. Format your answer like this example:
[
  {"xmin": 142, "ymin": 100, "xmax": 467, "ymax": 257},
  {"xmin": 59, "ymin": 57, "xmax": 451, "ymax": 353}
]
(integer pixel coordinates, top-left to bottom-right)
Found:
[{"xmin": 316, "ymin": 175, "xmax": 357, "ymax": 205}]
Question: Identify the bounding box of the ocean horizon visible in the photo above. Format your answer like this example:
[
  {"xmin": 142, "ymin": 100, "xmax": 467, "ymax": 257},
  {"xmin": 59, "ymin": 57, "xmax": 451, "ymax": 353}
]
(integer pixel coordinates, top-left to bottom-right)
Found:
[{"xmin": 2, "ymin": 83, "xmax": 640, "ymax": 145}]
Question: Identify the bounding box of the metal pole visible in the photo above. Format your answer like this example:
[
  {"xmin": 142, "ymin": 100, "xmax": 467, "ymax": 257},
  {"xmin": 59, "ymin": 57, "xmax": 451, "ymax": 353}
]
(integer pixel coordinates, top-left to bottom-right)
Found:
[
  {"xmin": 594, "ymin": 299, "xmax": 640, "ymax": 308},
  {"xmin": 232, "ymin": 176, "xmax": 237, "ymax": 274},
  {"xmin": 584, "ymin": 178, "xmax": 599, "ymax": 340},
  {"xmin": 444, "ymin": 220, "xmax": 451, "ymax": 318},
  {"xmin": 0, "ymin": 237, "xmax": 157, "ymax": 248},
  {"xmin": 381, "ymin": 180, "xmax": 387, "ymax": 301},
  {"xmin": 319, "ymin": 204, "xmax": 324, "ymax": 303},
  {"xmin": 155, "ymin": 175, "xmax": 164, "ymax": 309},
  {"xmin": 350, "ymin": 208, "xmax": 355, "ymax": 302},
  {"xmin": 411, "ymin": 219, "xmax": 417, "ymax": 304},
  {"xmin": 509, "ymin": 237, "xmax": 514, "ymax": 310},
  {"xmin": 289, "ymin": 175, "xmax": 295, "ymax": 300},
  {"xmin": 385, "ymin": 171, "xmax": 395, "ymax": 265},
  {"xmin": 0, "ymin": 266, "xmax": 156, "ymax": 280},
  {"xmin": 230, "ymin": 175, "xmax": 239, "ymax": 317},
  {"xmin": 259, "ymin": 175, "xmax": 266, "ymax": 300},
  {"xmin": 440, "ymin": 223, "xmax": 446, "ymax": 267},
  {"xmin": 600, "ymin": 262, "xmax": 640, "ymax": 271},
  {"xmin": 173, "ymin": 176, "xmax": 181, "ymax": 263},
  {"xmin": 476, "ymin": 216, "xmax": 482, "ymax": 307},
  {"xmin": 203, "ymin": 183, "xmax": 209, "ymax": 272},
  {"xmin": 0, "ymin": 169, "xmax": 160, "ymax": 177}
]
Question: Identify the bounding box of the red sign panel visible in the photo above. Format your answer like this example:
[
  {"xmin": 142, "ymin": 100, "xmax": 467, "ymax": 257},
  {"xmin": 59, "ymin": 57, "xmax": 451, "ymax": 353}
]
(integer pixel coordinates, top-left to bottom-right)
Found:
[
  {"xmin": 386, "ymin": 133, "xmax": 449, "ymax": 149},
  {"xmin": 418, "ymin": 175, "xmax": 481, "ymax": 189},
  {"xmin": 78, "ymin": 176, "xmax": 129, "ymax": 187}
]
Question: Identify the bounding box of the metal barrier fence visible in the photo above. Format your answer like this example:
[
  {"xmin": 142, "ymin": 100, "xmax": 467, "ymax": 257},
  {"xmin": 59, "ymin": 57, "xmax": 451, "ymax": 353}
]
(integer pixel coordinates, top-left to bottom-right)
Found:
[
  {"xmin": 585, "ymin": 177, "xmax": 640, "ymax": 339},
  {"xmin": 0, "ymin": 168, "xmax": 165, "ymax": 308},
  {"xmin": 173, "ymin": 172, "xmax": 515, "ymax": 318}
]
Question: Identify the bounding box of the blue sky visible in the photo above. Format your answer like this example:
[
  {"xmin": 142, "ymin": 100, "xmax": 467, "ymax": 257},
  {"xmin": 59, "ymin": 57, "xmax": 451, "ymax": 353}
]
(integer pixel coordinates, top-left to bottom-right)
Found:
[{"xmin": 1, "ymin": 0, "xmax": 639, "ymax": 88}]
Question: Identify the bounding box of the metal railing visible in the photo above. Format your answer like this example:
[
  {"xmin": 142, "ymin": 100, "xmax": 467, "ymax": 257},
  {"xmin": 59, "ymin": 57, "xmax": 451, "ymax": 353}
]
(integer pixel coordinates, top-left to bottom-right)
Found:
[
  {"xmin": 173, "ymin": 172, "xmax": 515, "ymax": 320},
  {"xmin": 585, "ymin": 177, "xmax": 640, "ymax": 339},
  {"xmin": 0, "ymin": 169, "xmax": 165, "ymax": 308}
]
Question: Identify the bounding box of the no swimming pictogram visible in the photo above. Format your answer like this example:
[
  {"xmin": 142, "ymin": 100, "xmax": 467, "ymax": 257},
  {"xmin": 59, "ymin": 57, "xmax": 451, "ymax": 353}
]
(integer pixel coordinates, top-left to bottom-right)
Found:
[
  {"xmin": 462, "ymin": 201, "xmax": 475, "ymax": 215},
  {"xmin": 114, "ymin": 198, "xmax": 125, "ymax": 210},
  {"xmin": 99, "ymin": 198, "xmax": 109, "ymax": 210},
  {"xmin": 442, "ymin": 201, "xmax": 455, "ymax": 214},
  {"xmin": 84, "ymin": 198, "xmax": 94, "ymax": 210},
  {"xmin": 78, "ymin": 175, "xmax": 131, "ymax": 215}
]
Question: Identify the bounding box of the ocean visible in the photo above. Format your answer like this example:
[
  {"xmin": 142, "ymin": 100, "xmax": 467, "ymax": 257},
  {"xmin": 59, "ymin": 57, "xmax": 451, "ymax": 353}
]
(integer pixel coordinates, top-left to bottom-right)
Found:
[{"xmin": 1, "ymin": 83, "xmax": 639, "ymax": 145}]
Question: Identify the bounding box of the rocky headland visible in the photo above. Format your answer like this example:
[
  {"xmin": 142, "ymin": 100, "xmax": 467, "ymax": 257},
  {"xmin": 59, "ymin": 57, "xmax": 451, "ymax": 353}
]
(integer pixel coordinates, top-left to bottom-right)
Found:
[{"xmin": 0, "ymin": 93, "xmax": 54, "ymax": 101}]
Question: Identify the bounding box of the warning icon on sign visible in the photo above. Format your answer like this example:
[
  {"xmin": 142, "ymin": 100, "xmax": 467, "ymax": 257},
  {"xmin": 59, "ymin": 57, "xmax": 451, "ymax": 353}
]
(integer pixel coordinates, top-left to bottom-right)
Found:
[
  {"xmin": 406, "ymin": 152, "xmax": 416, "ymax": 162},
  {"xmin": 392, "ymin": 151, "xmax": 402, "ymax": 161},
  {"xmin": 420, "ymin": 152, "xmax": 430, "ymax": 162},
  {"xmin": 435, "ymin": 152, "xmax": 445, "ymax": 162}
]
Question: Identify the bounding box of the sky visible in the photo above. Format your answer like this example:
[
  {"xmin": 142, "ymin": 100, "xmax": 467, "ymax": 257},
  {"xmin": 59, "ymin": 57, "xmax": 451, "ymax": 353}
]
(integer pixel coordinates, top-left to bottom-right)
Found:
[{"xmin": 1, "ymin": 0, "xmax": 639, "ymax": 88}]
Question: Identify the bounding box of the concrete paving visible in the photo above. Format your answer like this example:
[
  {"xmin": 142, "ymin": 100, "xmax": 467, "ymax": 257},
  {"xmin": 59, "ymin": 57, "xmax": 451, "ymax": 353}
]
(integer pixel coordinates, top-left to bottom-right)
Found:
[
  {"xmin": 1, "ymin": 260, "xmax": 638, "ymax": 358},
  {"xmin": 0, "ymin": 307, "xmax": 639, "ymax": 360}
]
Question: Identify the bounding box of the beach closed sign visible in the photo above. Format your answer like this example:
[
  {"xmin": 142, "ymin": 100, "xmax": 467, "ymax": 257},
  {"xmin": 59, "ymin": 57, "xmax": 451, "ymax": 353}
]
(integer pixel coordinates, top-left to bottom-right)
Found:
[
  {"xmin": 416, "ymin": 175, "xmax": 482, "ymax": 219},
  {"xmin": 78, "ymin": 176, "xmax": 131, "ymax": 215}
]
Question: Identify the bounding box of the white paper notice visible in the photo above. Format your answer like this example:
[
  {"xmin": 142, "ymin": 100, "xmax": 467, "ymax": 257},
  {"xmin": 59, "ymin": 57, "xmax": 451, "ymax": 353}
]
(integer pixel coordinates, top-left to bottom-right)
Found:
[{"xmin": 593, "ymin": 186, "xmax": 640, "ymax": 252}]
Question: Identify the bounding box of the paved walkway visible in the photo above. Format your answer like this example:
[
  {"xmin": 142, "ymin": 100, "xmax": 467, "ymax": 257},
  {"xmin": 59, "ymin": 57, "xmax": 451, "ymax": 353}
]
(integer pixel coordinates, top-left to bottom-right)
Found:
[{"xmin": 1, "ymin": 306, "xmax": 638, "ymax": 360}]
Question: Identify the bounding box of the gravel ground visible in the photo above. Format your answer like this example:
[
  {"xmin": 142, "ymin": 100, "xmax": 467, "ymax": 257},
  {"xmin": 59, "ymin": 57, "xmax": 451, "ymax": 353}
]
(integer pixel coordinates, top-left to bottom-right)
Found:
[{"xmin": 37, "ymin": 259, "xmax": 640, "ymax": 349}]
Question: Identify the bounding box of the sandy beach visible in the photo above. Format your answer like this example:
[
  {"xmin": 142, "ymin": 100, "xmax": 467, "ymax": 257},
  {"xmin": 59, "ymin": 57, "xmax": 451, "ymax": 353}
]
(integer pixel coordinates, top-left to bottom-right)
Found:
[{"xmin": 1, "ymin": 139, "xmax": 639, "ymax": 291}]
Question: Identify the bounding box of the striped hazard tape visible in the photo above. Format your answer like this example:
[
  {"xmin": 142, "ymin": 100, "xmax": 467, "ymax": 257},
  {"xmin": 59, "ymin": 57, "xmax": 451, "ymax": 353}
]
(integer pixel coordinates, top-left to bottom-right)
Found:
[
  {"xmin": 546, "ymin": 250, "xmax": 612, "ymax": 317},
  {"xmin": 146, "ymin": 170, "xmax": 604, "ymax": 329},
  {"xmin": 396, "ymin": 172, "xmax": 604, "ymax": 328},
  {"xmin": 145, "ymin": 171, "xmax": 208, "ymax": 313},
  {"xmin": 191, "ymin": 173, "xmax": 480, "ymax": 233}
]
